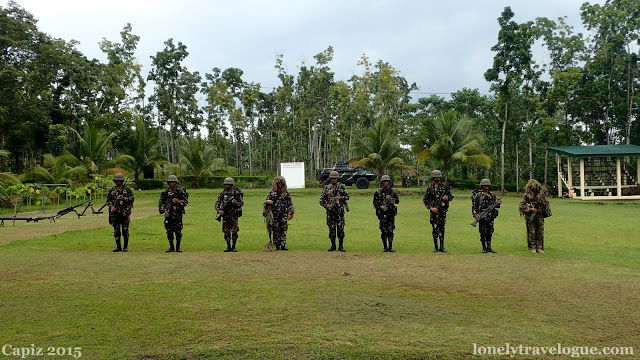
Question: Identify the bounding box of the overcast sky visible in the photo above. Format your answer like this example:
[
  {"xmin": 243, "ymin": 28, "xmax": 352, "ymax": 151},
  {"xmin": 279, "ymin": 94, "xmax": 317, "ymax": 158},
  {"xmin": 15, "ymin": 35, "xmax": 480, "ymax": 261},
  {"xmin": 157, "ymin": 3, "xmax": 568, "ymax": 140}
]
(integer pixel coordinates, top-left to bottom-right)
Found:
[{"xmin": 14, "ymin": 0, "xmax": 602, "ymax": 100}]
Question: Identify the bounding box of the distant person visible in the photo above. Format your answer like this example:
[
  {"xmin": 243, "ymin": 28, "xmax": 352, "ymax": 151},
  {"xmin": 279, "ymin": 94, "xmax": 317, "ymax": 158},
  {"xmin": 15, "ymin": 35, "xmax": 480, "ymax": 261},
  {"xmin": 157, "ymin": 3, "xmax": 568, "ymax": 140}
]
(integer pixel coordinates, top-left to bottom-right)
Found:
[
  {"xmin": 373, "ymin": 175, "xmax": 399, "ymax": 252},
  {"xmin": 107, "ymin": 173, "xmax": 135, "ymax": 252},
  {"xmin": 319, "ymin": 171, "xmax": 350, "ymax": 252},
  {"xmin": 423, "ymin": 170, "xmax": 453, "ymax": 253},
  {"xmin": 551, "ymin": 182, "xmax": 558, "ymax": 198},
  {"xmin": 471, "ymin": 179, "xmax": 501, "ymax": 253},
  {"xmin": 158, "ymin": 175, "xmax": 189, "ymax": 253},
  {"xmin": 263, "ymin": 176, "xmax": 295, "ymax": 251},
  {"xmin": 519, "ymin": 179, "xmax": 552, "ymax": 253},
  {"xmin": 215, "ymin": 177, "xmax": 244, "ymax": 252}
]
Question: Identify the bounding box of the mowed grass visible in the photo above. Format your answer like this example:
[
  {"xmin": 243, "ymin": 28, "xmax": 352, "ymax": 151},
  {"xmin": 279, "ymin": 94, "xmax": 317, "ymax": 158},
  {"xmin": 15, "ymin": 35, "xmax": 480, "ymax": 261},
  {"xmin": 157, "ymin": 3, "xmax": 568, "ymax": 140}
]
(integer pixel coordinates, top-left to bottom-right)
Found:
[{"xmin": 1, "ymin": 187, "xmax": 639, "ymax": 359}]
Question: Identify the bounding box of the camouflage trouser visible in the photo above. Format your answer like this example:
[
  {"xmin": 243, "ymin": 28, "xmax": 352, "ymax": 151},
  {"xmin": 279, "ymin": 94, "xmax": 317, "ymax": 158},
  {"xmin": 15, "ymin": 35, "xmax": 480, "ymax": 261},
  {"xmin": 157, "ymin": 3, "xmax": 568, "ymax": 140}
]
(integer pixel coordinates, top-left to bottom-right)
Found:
[
  {"xmin": 222, "ymin": 217, "xmax": 239, "ymax": 241},
  {"xmin": 164, "ymin": 217, "xmax": 183, "ymax": 241},
  {"xmin": 272, "ymin": 216, "xmax": 289, "ymax": 248},
  {"xmin": 525, "ymin": 218, "xmax": 544, "ymax": 250},
  {"xmin": 326, "ymin": 212, "xmax": 345, "ymax": 241},
  {"xmin": 111, "ymin": 216, "xmax": 130, "ymax": 241},
  {"xmin": 478, "ymin": 219, "xmax": 495, "ymax": 243},
  {"xmin": 378, "ymin": 215, "xmax": 396, "ymax": 241},
  {"xmin": 430, "ymin": 213, "xmax": 447, "ymax": 242}
]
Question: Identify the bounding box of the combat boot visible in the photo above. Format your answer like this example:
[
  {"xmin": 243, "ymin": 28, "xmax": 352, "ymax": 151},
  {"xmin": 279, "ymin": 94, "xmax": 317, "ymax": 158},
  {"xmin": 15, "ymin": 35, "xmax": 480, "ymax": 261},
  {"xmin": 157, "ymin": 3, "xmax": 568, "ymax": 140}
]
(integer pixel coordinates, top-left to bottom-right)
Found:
[
  {"xmin": 123, "ymin": 237, "xmax": 129, "ymax": 252},
  {"xmin": 176, "ymin": 236, "xmax": 182, "ymax": 253},
  {"xmin": 328, "ymin": 239, "xmax": 337, "ymax": 252},
  {"xmin": 224, "ymin": 240, "xmax": 232, "ymax": 252},
  {"xmin": 113, "ymin": 238, "xmax": 122, "ymax": 252},
  {"xmin": 487, "ymin": 239, "xmax": 497, "ymax": 253},
  {"xmin": 231, "ymin": 239, "xmax": 237, "ymax": 252},
  {"xmin": 530, "ymin": 248, "xmax": 537, "ymax": 254},
  {"xmin": 280, "ymin": 243, "xmax": 289, "ymax": 251},
  {"xmin": 388, "ymin": 238, "xmax": 395, "ymax": 253},
  {"xmin": 537, "ymin": 248, "xmax": 545, "ymax": 254},
  {"xmin": 166, "ymin": 240, "xmax": 175, "ymax": 253},
  {"xmin": 481, "ymin": 236, "xmax": 487, "ymax": 253},
  {"xmin": 439, "ymin": 238, "xmax": 447, "ymax": 253},
  {"xmin": 338, "ymin": 239, "xmax": 345, "ymax": 252},
  {"xmin": 433, "ymin": 238, "xmax": 439, "ymax": 253},
  {"xmin": 382, "ymin": 237, "xmax": 388, "ymax": 252}
]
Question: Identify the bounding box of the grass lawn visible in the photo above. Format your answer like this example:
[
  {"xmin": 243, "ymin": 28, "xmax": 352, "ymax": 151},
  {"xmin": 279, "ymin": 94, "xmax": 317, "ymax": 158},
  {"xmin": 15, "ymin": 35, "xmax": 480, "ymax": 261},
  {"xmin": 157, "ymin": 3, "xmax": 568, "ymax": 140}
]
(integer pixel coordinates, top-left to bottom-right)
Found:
[{"xmin": 1, "ymin": 187, "xmax": 639, "ymax": 359}]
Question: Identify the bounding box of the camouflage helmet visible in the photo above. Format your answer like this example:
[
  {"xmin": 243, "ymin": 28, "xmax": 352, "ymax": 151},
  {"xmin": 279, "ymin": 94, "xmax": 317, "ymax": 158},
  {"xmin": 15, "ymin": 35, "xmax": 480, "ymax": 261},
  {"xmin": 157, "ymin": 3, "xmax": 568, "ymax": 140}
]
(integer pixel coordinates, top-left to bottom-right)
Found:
[
  {"xmin": 167, "ymin": 175, "xmax": 179, "ymax": 183},
  {"xmin": 113, "ymin": 173, "xmax": 125, "ymax": 181},
  {"xmin": 380, "ymin": 175, "xmax": 391, "ymax": 182},
  {"xmin": 223, "ymin": 177, "xmax": 234, "ymax": 185},
  {"xmin": 480, "ymin": 178, "xmax": 491, "ymax": 186},
  {"xmin": 431, "ymin": 170, "xmax": 442, "ymax": 178},
  {"xmin": 329, "ymin": 171, "xmax": 340, "ymax": 179}
]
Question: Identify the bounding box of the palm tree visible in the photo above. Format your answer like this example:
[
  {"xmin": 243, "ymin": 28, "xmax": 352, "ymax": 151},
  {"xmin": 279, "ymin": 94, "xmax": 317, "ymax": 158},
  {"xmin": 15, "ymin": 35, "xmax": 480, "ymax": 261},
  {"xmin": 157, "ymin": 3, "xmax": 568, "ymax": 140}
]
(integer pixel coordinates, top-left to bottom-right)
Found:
[
  {"xmin": 417, "ymin": 110, "xmax": 492, "ymax": 183},
  {"xmin": 0, "ymin": 150, "xmax": 20, "ymax": 207},
  {"xmin": 124, "ymin": 120, "xmax": 166, "ymax": 188},
  {"xmin": 350, "ymin": 118, "xmax": 414, "ymax": 180},
  {"xmin": 177, "ymin": 136, "xmax": 226, "ymax": 188},
  {"xmin": 71, "ymin": 122, "xmax": 131, "ymax": 175},
  {"xmin": 22, "ymin": 152, "xmax": 87, "ymax": 186}
]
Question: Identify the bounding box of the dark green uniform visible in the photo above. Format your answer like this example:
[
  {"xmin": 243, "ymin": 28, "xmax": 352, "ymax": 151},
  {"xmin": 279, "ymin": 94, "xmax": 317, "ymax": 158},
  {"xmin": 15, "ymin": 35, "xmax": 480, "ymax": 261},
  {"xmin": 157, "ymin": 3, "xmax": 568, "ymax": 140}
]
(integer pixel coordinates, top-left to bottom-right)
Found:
[
  {"xmin": 263, "ymin": 190, "xmax": 294, "ymax": 250},
  {"xmin": 159, "ymin": 187, "xmax": 189, "ymax": 248},
  {"xmin": 215, "ymin": 188, "xmax": 244, "ymax": 251},
  {"xmin": 107, "ymin": 185, "xmax": 134, "ymax": 251},
  {"xmin": 423, "ymin": 183, "xmax": 453, "ymax": 252},
  {"xmin": 373, "ymin": 186, "xmax": 399, "ymax": 252},
  {"xmin": 319, "ymin": 183, "xmax": 349, "ymax": 251},
  {"xmin": 472, "ymin": 190, "xmax": 499, "ymax": 252}
]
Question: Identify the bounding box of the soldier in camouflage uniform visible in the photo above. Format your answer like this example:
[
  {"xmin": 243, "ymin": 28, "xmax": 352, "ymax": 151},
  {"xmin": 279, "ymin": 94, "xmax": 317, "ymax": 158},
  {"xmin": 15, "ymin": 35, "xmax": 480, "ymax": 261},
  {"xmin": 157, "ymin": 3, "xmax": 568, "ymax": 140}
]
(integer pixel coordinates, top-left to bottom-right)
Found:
[
  {"xmin": 519, "ymin": 179, "xmax": 552, "ymax": 254},
  {"xmin": 472, "ymin": 179, "xmax": 502, "ymax": 253},
  {"xmin": 263, "ymin": 176, "xmax": 295, "ymax": 251},
  {"xmin": 215, "ymin": 177, "xmax": 244, "ymax": 252},
  {"xmin": 107, "ymin": 173, "xmax": 135, "ymax": 252},
  {"xmin": 158, "ymin": 175, "xmax": 189, "ymax": 253},
  {"xmin": 423, "ymin": 170, "xmax": 453, "ymax": 253},
  {"xmin": 319, "ymin": 171, "xmax": 350, "ymax": 252},
  {"xmin": 373, "ymin": 175, "xmax": 400, "ymax": 252}
]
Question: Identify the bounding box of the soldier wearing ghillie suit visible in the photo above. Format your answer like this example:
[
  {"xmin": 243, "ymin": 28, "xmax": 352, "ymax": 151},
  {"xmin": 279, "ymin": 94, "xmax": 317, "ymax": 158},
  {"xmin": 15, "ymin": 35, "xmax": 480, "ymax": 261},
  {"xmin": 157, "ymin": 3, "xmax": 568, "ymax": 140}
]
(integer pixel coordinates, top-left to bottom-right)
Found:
[
  {"xmin": 158, "ymin": 175, "xmax": 189, "ymax": 253},
  {"xmin": 215, "ymin": 177, "xmax": 244, "ymax": 252},
  {"xmin": 423, "ymin": 170, "xmax": 453, "ymax": 253},
  {"xmin": 107, "ymin": 173, "xmax": 135, "ymax": 252},
  {"xmin": 519, "ymin": 179, "xmax": 552, "ymax": 254},
  {"xmin": 472, "ymin": 179, "xmax": 501, "ymax": 253},
  {"xmin": 319, "ymin": 171, "xmax": 350, "ymax": 252},
  {"xmin": 263, "ymin": 176, "xmax": 295, "ymax": 251},
  {"xmin": 373, "ymin": 175, "xmax": 399, "ymax": 252}
]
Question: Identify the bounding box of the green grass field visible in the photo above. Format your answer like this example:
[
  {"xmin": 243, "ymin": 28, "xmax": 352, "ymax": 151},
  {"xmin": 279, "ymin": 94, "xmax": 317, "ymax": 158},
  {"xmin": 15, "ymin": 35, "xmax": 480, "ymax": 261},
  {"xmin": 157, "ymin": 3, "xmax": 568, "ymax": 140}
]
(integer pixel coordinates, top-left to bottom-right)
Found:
[{"xmin": 1, "ymin": 188, "xmax": 639, "ymax": 359}]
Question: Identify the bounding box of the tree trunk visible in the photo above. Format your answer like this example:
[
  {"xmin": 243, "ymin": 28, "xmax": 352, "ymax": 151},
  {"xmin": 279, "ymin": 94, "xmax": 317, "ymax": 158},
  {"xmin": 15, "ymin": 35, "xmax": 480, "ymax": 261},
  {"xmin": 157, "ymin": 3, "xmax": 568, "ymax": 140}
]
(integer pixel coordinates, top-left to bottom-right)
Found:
[
  {"xmin": 501, "ymin": 102, "xmax": 507, "ymax": 193},
  {"xmin": 544, "ymin": 146, "xmax": 548, "ymax": 186},
  {"xmin": 528, "ymin": 134, "xmax": 533, "ymax": 180}
]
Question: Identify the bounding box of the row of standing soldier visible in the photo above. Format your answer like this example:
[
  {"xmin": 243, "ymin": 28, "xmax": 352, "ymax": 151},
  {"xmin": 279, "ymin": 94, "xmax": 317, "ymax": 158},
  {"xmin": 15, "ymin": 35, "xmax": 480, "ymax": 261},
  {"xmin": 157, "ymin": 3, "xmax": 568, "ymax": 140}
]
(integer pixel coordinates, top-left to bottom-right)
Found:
[{"xmin": 106, "ymin": 171, "xmax": 551, "ymax": 254}]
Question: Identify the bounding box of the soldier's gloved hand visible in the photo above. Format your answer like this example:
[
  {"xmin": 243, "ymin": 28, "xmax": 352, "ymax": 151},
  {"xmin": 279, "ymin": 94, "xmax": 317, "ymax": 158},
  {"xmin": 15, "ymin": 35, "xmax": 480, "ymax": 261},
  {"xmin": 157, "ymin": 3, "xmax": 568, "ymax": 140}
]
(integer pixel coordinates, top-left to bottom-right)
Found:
[
  {"xmin": 386, "ymin": 195, "xmax": 392, "ymax": 201},
  {"xmin": 442, "ymin": 195, "xmax": 449, "ymax": 201},
  {"xmin": 474, "ymin": 214, "xmax": 480, "ymax": 221},
  {"xmin": 332, "ymin": 196, "xmax": 341, "ymax": 201},
  {"xmin": 232, "ymin": 199, "xmax": 238, "ymax": 205},
  {"xmin": 326, "ymin": 204, "xmax": 333, "ymax": 210},
  {"xmin": 380, "ymin": 206, "xmax": 387, "ymax": 211},
  {"xmin": 266, "ymin": 200, "xmax": 273, "ymax": 205},
  {"xmin": 218, "ymin": 210, "xmax": 224, "ymax": 215},
  {"xmin": 498, "ymin": 200, "xmax": 502, "ymax": 205},
  {"xmin": 430, "ymin": 207, "xmax": 438, "ymax": 213},
  {"xmin": 117, "ymin": 195, "xmax": 124, "ymax": 200},
  {"xmin": 172, "ymin": 198, "xmax": 180, "ymax": 204},
  {"xmin": 530, "ymin": 207, "xmax": 538, "ymax": 213},
  {"xmin": 164, "ymin": 211, "xmax": 169, "ymax": 217},
  {"xmin": 288, "ymin": 214, "xmax": 293, "ymax": 220},
  {"xmin": 110, "ymin": 206, "xmax": 116, "ymax": 212}
]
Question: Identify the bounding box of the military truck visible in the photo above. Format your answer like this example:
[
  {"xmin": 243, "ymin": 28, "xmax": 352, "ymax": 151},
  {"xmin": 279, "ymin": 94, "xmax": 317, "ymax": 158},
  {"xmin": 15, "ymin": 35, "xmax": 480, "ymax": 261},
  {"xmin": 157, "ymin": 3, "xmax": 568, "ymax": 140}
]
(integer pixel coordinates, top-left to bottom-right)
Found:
[{"xmin": 316, "ymin": 162, "xmax": 378, "ymax": 189}]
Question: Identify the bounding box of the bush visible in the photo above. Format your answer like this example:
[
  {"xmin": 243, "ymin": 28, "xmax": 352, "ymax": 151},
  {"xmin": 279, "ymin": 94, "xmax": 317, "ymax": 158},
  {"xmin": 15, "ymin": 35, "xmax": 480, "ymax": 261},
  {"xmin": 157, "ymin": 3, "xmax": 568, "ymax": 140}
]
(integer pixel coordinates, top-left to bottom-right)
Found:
[
  {"xmin": 181, "ymin": 175, "xmax": 270, "ymax": 189},
  {"xmin": 137, "ymin": 179, "xmax": 165, "ymax": 190}
]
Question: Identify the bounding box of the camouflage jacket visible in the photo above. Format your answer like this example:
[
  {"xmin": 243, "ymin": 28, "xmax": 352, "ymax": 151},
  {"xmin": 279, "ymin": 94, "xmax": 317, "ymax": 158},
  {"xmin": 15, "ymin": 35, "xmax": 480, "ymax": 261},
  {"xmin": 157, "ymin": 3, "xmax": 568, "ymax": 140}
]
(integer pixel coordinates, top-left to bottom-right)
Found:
[
  {"xmin": 471, "ymin": 190, "xmax": 499, "ymax": 221},
  {"xmin": 107, "ymin": 185, "xmax": 134, "ymax": 217},
  {"xmin": 423, "ymin": 183, "xmax": 453, "ymax": 212},
  {"xmin": 159, "ymin": 187, "xmax": 189, "ymax": 219},
  {"xmin": 263, "ymin": 190, "xmax": 294, "ymax": 218},
  {"xmin": 519, "ymin": 195, "xmax": 551, "ymax": 221},
  {"xmin": 373, "ymin": 187, "xmax": 399, "ymax": 218},
  {"xmin": 215, "ymin": 188, "xmax": 244, "ymax": 218},
  {"xmin": 319, "ymin": 183, "xmax": 349, "ymax": 214}
]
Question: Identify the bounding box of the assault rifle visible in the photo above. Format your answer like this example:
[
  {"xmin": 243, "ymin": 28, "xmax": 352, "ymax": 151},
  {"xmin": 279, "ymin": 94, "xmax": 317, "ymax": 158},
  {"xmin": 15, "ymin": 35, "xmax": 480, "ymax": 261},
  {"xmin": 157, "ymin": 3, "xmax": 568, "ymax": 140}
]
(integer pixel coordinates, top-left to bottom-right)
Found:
[
  {"xmin": 55, "ymin": 200, "xmax": 91, "ymax": 219},
  {"xmin": 376, "ymin": 187, "xmax": 396, "ymax": 219},
  {"xmin": 470, "ymin": 192, "xmax": 507, "ymax": 227},
  {"xmin": 327, "ymin": 185, "xmax": 349, "ymax": 213},
  {"xmin": 216, "ymin": 185, "xmax": 245, "ymax": 222}
]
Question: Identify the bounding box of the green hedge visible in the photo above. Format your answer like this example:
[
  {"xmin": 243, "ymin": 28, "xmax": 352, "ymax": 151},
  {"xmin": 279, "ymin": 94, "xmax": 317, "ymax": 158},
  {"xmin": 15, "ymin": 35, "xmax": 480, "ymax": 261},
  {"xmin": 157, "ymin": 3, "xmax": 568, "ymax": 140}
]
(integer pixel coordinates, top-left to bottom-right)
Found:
[
  {"xmin": 181, "ymin": 175, "xmax": 270, "ymax": 189},
  {"xmin": 137, "ymin": 179, "xmax": 165, "ymax": 190}
]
